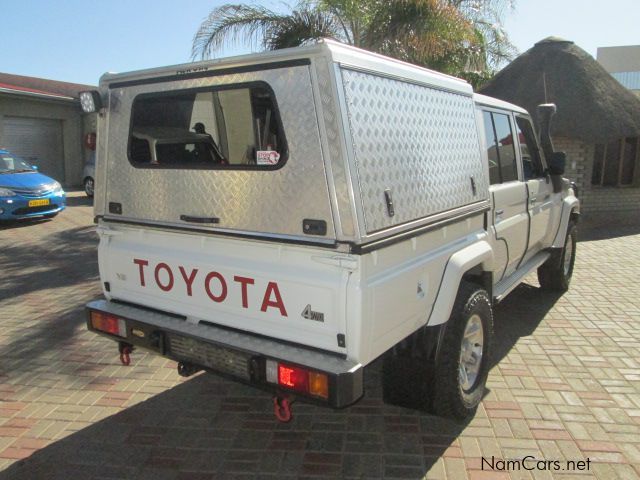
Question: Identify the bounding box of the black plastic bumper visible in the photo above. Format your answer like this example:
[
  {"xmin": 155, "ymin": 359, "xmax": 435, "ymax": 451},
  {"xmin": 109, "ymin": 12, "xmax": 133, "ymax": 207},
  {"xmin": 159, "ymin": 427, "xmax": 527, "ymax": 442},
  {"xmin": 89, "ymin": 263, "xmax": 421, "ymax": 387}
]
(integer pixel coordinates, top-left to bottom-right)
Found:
[{"xmin": 86, "ymin": 299, "xmax": 363, "ymax": 408}]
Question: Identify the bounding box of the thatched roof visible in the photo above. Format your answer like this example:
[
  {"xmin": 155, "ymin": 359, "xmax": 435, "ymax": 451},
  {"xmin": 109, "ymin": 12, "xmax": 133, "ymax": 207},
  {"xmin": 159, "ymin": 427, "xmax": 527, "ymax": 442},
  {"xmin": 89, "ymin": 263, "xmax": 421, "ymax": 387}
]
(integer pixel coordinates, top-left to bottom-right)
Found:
[{"xmin": 479, "ymin": 37, "xmax": 640, "ymax": 143}]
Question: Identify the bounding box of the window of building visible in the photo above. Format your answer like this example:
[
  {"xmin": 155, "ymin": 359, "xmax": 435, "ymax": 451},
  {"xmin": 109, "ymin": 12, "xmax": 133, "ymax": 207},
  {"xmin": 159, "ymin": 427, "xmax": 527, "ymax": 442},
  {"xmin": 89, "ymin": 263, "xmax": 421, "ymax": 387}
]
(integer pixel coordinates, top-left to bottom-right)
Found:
[
  {"xmin": 128, "ymin": 83, "xmax": 287, "ymax": 169},
  {"xmin": 592, "ymin": 137, "xmax": 638, "ymax": 186},
  {"xmin": 482, "ymin": 111, "xmax": 518, "ymax": 184}
]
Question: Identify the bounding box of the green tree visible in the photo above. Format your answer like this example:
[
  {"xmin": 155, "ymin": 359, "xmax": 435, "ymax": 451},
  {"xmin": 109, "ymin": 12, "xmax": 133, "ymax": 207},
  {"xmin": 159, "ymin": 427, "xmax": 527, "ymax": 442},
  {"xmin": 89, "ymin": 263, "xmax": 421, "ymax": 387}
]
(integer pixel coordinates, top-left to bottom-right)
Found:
[{"xmin": 191, "ymin": 0, "xmax": 515, "ymax": 83}]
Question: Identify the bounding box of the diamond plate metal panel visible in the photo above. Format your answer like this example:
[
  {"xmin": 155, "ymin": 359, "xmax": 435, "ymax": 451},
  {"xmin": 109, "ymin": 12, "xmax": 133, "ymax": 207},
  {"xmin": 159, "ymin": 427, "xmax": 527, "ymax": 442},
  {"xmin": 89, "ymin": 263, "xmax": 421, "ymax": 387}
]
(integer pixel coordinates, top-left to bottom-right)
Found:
[
  {"xmin": 341, "ymin": 68, "xmax": 489, "ymax": 234},
  {"xmin": 93, "ymin": 94, "xmax": 109, "ymax": 216},
  {"xmin": 314, "ymin": 60, "xmax": 356, "ymax": 238},
  {"xmin": 104, "ymin": 66, "xmax": 334, "ymax": 239}
]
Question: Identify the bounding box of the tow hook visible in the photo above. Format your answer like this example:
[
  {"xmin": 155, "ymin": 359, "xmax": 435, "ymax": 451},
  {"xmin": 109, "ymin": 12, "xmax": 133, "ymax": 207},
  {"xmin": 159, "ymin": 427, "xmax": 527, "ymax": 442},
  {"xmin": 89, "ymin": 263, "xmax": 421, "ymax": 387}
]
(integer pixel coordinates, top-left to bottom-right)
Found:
[
  {"xmin": 118, "ymin": 342, "xmax": 134, "ymax": 366},
  {"xmin": 177, "ymin": 362, "xmax": 200, "ymax": 377},
  {"xmin": 273, "ymin": 394, "xmax": 295, "ymax": 423}
]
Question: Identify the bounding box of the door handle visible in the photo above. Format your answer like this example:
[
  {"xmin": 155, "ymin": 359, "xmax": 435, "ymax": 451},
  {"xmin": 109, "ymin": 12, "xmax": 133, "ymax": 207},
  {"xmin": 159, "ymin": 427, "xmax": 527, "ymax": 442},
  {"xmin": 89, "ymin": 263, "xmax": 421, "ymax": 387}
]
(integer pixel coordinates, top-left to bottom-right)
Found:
[
  {"xmin": 530, "ymin": 197, "xmax": 537, "ymax": 204},
  {"xmin": 495, "ymin": 209, "xmax": 504, "ymax": 216}
]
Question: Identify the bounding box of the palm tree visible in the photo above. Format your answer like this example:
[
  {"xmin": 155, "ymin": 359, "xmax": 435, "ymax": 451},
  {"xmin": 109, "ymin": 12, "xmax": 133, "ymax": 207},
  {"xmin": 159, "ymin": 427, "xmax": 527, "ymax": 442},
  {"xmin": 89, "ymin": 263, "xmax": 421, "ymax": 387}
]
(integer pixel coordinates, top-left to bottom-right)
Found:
[
  {"xmin": 448, "ymin": 0, "xmax": 517, "ymax": 70},
  {"xmin": 192, "ymin": 4, "xmax": 341, "ymax": 56},
  {"xmin": 191, "ymin": 0, "xmax": 515, "ymax": 81}
]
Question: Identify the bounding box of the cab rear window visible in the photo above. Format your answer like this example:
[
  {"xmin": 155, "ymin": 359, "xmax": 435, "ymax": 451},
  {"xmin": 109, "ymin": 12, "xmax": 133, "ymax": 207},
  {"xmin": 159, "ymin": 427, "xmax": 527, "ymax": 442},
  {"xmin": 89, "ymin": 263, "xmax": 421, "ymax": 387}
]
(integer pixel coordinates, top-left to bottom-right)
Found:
[{"xmin": 128, "ymin": 83, "xmax": 287, "ymax": 169}]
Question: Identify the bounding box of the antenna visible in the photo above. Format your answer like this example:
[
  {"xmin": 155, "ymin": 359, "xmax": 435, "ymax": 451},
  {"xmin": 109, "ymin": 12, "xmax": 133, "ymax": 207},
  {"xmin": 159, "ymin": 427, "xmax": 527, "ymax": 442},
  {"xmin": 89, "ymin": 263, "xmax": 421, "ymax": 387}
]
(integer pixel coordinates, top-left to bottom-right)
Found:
[{"xmin": 542, "ymin": 71, "xmax": 548, "ymax": 103}]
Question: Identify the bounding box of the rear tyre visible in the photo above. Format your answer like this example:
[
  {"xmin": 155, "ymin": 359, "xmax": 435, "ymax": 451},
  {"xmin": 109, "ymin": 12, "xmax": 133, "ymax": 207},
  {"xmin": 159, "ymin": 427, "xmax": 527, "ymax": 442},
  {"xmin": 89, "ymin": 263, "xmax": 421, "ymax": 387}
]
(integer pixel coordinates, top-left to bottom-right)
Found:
[
  {"xmin": 84, "ymin": 177, "xmax": 95, "ymax": 197},
  {"xmin": 433, "ymin": 282, "xmax": 493, "ymax": 420},
  {"xmin": 537, "ymin": 221, "xmax": 576, "ymax": 291}
]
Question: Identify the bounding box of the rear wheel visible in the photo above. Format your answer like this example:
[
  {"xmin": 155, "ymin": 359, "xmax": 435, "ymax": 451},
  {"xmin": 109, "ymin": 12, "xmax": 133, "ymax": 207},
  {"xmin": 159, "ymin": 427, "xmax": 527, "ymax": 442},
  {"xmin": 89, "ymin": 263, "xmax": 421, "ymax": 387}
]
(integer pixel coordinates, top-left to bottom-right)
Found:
[
  {"xmin": 538, "ymin": 221, "xmax": 576, "ymax": 291},
  {"xmin": 432, "ymin": 282, "xmax": 493, "ymax": 420}
]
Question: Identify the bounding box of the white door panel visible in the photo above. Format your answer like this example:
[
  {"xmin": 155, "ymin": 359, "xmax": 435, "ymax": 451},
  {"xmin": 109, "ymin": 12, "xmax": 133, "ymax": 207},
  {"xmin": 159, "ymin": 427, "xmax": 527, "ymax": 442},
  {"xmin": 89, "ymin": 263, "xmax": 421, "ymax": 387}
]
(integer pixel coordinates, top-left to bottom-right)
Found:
[
  {"xmin": 491, "ymin": 182, "xmax": 529, "ymax": 279},
  {"xmin": 521, "ymin": 177, "xmax": 562, "ymax": 264}
]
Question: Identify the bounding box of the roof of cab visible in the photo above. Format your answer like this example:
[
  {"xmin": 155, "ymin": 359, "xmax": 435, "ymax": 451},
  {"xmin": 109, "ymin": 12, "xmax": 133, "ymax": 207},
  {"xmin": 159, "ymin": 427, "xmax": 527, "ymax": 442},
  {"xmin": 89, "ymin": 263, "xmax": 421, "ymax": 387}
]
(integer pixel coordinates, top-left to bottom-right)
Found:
[
  {"xmin": 100, "ymin": 39, "xmax": 473, "ymax": 96},
  {"xmin": 473, "ymin": 93, "xmax": 529, "ymax": 115}
]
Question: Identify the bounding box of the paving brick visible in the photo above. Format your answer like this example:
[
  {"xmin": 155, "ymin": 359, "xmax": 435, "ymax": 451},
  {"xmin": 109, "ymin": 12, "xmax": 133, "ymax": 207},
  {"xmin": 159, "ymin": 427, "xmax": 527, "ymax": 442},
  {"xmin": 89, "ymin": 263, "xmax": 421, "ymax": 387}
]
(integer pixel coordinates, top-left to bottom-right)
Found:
[
  {"xmin": 0, "ymin": 447, "xmax": 33, "ymax": 460},
  {"xmin": 530, "ymin": 429, "xmax": 572, "ymax": 440}
]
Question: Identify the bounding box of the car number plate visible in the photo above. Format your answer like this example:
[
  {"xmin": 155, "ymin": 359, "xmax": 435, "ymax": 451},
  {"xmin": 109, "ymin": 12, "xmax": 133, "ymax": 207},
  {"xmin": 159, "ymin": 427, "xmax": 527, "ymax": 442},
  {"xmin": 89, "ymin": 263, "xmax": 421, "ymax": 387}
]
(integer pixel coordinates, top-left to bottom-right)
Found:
[{"xmin": 28, "ymin": 199, "xmax": 50, "ymax": 207}]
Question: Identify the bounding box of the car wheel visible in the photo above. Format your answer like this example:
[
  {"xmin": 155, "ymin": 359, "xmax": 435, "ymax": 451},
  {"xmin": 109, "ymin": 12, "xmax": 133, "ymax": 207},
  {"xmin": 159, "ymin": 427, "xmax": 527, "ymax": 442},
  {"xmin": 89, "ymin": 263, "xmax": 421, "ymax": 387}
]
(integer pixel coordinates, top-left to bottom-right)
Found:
[
  {"xmin": 84, "ymin": 177, "xmax": 95, "ymax": 197},
  {"xmin": 537, "ymin": 221, "xmax": 577, "ymax": 291},
  {"xmin": 432, "ymin": 281, "xmax": 493, "ymax": 420}
]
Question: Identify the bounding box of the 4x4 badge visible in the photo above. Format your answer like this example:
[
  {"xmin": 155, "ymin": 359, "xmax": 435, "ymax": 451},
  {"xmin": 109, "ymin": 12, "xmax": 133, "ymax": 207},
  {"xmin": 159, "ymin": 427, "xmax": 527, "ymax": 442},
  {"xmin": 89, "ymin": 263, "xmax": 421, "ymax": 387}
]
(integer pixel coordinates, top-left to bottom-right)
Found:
[{"xmin": 301, "ymin": 304, "xmax": 325, "ymax": 322}]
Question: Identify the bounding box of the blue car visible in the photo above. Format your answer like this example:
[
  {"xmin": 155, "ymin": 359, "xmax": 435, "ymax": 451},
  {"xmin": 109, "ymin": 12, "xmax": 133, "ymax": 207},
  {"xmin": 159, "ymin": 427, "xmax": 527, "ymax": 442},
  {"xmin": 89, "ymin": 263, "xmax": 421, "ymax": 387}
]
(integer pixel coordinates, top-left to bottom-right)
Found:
[{"xmin": 0, "ymin": 149, "xmax": 66, "ymax": 221}]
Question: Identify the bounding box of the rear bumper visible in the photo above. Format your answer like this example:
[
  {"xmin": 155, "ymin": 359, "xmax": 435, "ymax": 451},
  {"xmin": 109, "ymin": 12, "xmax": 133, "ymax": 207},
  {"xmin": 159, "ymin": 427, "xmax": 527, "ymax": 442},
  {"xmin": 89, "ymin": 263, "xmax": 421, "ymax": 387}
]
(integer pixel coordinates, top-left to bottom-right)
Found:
[{"xmin": 86, "ymin": 299, "xmax": 363, "ymax": 408}]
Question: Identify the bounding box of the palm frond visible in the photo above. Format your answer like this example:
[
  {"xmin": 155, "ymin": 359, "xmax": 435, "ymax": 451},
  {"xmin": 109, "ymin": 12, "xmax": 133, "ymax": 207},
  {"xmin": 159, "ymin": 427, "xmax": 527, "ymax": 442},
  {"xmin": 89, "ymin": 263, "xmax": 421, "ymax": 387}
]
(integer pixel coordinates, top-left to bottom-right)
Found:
[
  {"xmin": 363, "ymin": 0, "xmax": 477, "ymax": 73},
  {"xmin": 317, "ymin": 0, "xmax": 375, "ymax": 45},
  {"xmin": 191, "ymin": 4, "xmax": 286, "ymax": 60},
  {"xmin": 266, "ymin": 8, "xmax": 341, "ymax": 49},
  {"xmin": 444, "ymin": 0, "xmax": 517, "ymax": 68}
]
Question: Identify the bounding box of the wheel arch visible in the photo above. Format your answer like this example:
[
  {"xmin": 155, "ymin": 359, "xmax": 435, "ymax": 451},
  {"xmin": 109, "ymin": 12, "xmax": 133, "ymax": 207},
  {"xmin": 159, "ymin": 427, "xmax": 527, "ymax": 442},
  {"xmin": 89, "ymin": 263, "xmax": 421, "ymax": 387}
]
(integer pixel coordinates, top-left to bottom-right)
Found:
[
  {"xmin": 427, "ymin": 240, "xmax": 494, "ymax": 327},
  {"xmin": 552, "ymin": 196, "xmax": 580, "ymax": 248}
]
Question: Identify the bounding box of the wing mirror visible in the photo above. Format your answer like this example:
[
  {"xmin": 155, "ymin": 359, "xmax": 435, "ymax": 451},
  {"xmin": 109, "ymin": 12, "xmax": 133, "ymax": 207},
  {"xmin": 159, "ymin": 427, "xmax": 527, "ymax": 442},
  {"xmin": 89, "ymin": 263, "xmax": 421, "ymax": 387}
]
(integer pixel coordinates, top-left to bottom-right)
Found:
[{"xmin": 31, "ymin": 165, "xmax": 39, "ymax": 171}]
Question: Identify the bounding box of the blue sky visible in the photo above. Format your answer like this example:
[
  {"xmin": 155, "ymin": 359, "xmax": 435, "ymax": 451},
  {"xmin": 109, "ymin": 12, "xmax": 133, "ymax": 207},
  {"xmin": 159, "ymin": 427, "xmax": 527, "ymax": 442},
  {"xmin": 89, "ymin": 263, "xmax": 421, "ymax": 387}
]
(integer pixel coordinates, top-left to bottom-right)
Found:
[{"xmin": 2, "ymin": 0, "xmax": 639, "ymax": 86}]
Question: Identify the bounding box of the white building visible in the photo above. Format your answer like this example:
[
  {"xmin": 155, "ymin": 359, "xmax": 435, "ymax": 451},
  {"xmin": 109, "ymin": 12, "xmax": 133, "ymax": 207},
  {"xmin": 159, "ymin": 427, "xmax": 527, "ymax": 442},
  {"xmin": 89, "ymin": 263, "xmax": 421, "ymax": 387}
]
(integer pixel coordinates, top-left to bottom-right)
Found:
[{"xmin": 597, "ymin": 45, "xmax": 640, "ymax": 97}]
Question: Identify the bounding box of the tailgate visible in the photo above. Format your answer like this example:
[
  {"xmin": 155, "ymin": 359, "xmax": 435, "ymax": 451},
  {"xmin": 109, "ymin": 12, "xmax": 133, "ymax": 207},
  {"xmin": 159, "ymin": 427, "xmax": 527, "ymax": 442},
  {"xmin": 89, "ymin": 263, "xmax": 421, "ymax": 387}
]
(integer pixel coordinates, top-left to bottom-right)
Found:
[{"xmin": 97, "ymin": 223, "xmax": 351, "ymax": 354}]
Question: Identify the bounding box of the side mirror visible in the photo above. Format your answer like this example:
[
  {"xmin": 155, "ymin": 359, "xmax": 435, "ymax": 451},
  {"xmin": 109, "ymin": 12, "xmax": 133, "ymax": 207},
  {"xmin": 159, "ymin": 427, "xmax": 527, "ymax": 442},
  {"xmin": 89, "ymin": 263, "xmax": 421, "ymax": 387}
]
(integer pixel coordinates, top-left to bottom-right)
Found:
[
  {"xmin": 548, "ymin": 151, "xmax": 566, "ymax": 176},
  {"xmin": 31, "ymin": 165, "xmax": 39, "ymax": 171}
]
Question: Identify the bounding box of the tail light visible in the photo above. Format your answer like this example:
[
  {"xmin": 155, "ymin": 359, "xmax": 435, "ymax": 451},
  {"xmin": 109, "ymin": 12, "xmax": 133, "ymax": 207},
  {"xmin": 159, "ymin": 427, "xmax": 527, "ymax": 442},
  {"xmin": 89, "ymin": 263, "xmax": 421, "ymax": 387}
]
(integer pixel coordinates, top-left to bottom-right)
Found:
[
  {"xmin": 266, "ymin": 360, "xmax": 329, "ymax": 400},
  {"xmin": 90, "ymin": 310, "xmax": 126, "ymax": 337}
]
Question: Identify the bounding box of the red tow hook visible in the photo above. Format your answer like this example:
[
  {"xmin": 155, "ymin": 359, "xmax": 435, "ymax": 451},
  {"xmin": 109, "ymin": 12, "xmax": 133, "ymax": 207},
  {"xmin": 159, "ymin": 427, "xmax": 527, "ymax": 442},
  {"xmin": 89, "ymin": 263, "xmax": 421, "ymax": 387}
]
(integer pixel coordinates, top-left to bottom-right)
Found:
[
  {"xmin": 118, "ymin": 342, "xmax": 134, "ymax": 366},
  {"xmin": 273, "ymin": 395, "xmax": 294, "ymax": 422}
]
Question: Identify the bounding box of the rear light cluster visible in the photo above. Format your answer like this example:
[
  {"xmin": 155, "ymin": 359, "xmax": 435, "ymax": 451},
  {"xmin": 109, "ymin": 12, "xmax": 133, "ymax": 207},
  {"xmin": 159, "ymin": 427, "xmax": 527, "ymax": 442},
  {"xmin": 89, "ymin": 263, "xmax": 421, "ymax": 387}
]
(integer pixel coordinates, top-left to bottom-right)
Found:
[
  {"xmin": 90, "ymin": 310, "xmax": 126, "ymax": 337},
  {"xmin": 265, "ymin": 360, "xmax": 329, "ymax": 399}
]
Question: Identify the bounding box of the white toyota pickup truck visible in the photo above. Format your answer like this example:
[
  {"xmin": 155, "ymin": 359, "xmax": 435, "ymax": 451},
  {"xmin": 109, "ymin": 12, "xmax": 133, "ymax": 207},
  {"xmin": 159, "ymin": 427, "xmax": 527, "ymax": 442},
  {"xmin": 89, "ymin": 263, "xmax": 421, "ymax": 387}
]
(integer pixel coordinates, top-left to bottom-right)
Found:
[{"xmin": 82, "ymin": 39, "xmax": 579, "ymax": 421}]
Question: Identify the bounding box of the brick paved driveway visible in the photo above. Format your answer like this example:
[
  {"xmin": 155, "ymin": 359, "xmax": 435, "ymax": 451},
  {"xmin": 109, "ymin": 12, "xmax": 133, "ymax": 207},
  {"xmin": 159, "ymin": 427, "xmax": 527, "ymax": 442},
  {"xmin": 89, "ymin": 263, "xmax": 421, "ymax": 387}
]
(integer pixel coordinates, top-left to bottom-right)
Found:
[{"xmin": 1, "ymin": 191, "xmax": 639, "ymax": 479}]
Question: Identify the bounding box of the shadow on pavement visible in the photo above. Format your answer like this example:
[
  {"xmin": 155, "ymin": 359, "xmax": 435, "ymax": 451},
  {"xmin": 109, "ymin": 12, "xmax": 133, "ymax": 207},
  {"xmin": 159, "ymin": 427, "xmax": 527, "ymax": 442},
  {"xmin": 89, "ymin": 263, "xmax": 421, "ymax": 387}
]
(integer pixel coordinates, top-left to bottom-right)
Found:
[
  {"xmin": 1, "ymin": 281, "xmax": 562, "ymax": 480},
  {"xmin": 579, "ymin": 219, "xmax": 640, "ymax": 242},
  {"xmin": 0, "ymin": 223, "xmax": 99, "ymax": 374},
  {"xmin": 0, "ymin": 217, "xmax": 52, "ymax": 231},
  {"xmin": 65, "ymin": 194, "xmax": 93, "ymax": 208},
  {"xmin": 0, "ymin": 225, "xmax": 98, "ymax": 300}
]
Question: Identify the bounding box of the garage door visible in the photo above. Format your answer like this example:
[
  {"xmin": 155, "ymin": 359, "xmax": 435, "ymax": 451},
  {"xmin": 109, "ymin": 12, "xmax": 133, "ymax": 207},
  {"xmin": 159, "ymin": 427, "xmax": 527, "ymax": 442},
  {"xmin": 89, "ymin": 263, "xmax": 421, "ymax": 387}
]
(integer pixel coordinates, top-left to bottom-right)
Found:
[{"xmin": 2, "ymin": 117, "xmax": 65, "ymax": 182}]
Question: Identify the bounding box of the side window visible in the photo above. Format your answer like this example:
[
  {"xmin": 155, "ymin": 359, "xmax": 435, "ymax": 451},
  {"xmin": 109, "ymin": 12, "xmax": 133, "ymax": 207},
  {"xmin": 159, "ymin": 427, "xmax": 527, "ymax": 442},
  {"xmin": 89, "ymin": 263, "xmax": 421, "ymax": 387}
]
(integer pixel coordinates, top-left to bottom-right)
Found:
[
  {"xmin": 492, "ymin": 113, "xmax": 518, "ymax": 182},
  {"xmin": 128, "ymin": 83, "xmax": 287, "ymax": 169},
  {"xmin": 482, "ymin": 111, "xmax": 501, "ymax": 184},
  {"xmin": 482, "ymin": 110, "xmax": 518, "ymax": 184},
  {"xmin": 515, "ymin": 116, "xmax": 545, "ymax": 180}
]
